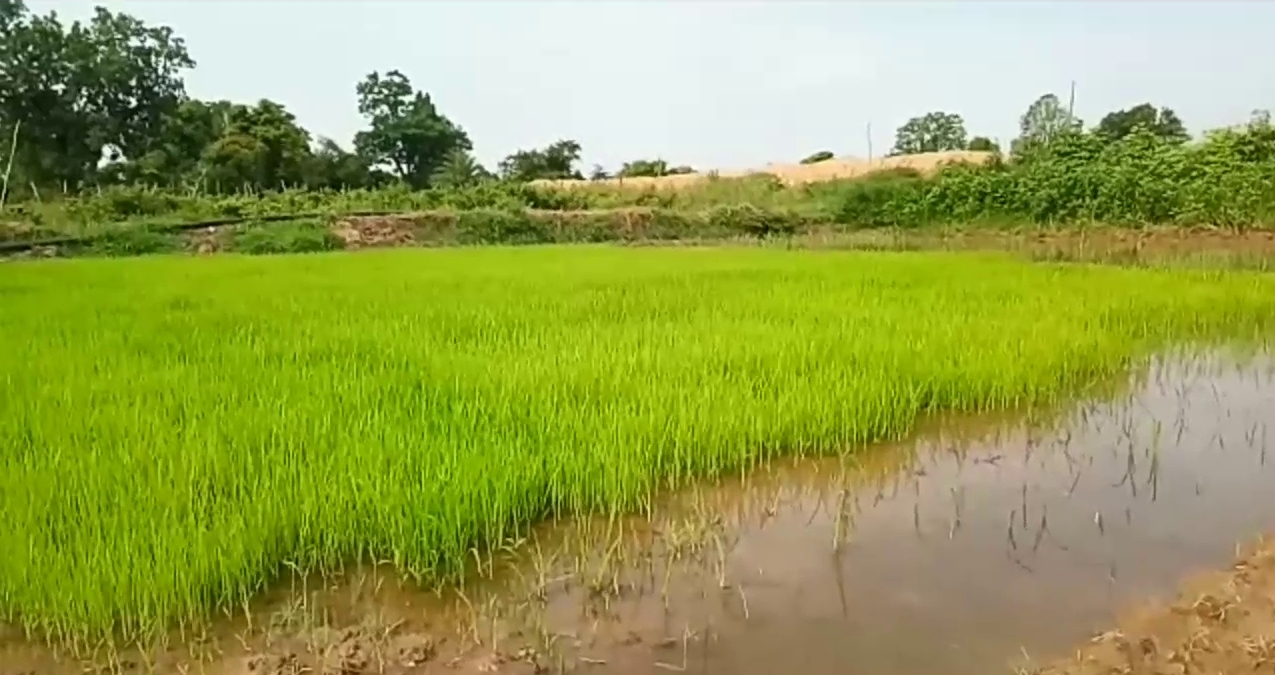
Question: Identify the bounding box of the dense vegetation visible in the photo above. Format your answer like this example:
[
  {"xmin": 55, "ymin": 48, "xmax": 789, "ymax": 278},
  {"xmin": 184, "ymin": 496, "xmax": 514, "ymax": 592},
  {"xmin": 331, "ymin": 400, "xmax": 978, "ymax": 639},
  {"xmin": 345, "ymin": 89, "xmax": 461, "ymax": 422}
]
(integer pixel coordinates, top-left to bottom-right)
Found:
[
  {"xmin": 7, "ymin": 114, "xmax": 1275, "ymax": 249},
  {"xmin": 3, "ymin": 247, "xmax": 1275, "ymax": 644},
  {"xmin": 4, "ymin": 0, "xmax": 1275, "ymax": 247}
]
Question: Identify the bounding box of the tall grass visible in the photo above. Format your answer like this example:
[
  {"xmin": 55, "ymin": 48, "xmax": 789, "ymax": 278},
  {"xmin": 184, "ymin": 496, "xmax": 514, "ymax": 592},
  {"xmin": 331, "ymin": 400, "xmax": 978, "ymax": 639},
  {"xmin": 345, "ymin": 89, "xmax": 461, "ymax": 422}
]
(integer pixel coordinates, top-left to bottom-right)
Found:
[{"xmin": 1, "ymin": 246, "xmax": 1274, "ymax": 647}]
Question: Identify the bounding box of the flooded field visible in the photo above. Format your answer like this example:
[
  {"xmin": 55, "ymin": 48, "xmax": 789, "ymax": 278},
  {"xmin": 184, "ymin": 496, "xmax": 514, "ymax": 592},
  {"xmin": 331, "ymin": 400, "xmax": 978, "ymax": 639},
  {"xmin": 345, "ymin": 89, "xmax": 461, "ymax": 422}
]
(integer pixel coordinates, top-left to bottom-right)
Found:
[{"xmin": 5, "ymin": 348, "xmax": 1272, "ymax": 675}]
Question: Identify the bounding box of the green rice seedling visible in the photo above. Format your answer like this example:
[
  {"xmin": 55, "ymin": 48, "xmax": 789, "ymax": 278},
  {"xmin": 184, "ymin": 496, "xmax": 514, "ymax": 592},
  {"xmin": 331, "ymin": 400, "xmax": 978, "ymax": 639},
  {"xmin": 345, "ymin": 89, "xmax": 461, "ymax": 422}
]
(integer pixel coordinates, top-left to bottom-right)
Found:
[{"xmin": 1, "ymin": 245, "xmax": 1275, "ymax": 648}]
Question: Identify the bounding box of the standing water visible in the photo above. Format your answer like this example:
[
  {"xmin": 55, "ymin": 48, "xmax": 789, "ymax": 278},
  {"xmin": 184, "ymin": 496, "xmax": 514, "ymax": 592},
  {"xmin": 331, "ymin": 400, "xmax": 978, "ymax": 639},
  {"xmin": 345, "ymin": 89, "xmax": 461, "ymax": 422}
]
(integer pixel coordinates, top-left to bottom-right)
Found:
[{"xmin": 3, "ymin": 349, "xmax": 1273, "ymax": 675}]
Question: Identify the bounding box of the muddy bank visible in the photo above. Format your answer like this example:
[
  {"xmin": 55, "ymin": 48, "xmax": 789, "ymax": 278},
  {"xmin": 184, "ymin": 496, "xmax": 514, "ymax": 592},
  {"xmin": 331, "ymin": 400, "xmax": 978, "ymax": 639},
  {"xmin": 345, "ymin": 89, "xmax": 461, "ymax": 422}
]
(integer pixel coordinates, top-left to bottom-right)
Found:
[
  {"xmin": 2, "ymin": 349, "xmax": 1273, "ymax": 675},
  {"xmin": 1037, "ymin": 537, "xmax": 1275, "ymax": 675}
]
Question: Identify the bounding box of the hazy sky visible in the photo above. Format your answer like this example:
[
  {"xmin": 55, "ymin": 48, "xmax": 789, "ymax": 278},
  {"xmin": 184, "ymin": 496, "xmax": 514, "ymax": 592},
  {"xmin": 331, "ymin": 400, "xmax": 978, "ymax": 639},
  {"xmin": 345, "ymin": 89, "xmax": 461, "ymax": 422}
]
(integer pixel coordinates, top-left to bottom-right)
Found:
[{"xmin": 26, "ymin": 1, "xmax": 1275, "ymax": 172}]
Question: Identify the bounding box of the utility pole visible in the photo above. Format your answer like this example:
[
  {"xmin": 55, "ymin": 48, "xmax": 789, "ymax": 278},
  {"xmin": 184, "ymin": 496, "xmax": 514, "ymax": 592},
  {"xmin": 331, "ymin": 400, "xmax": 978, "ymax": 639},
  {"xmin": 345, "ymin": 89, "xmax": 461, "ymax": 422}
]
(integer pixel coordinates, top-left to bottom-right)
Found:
[
  {"xmin": 1067, "ymin": 80, "xmax": 1076, "ymax": 124},
  {"xmin": 866, "ymin": 122, "xmax": 873, "ymax": 165}
]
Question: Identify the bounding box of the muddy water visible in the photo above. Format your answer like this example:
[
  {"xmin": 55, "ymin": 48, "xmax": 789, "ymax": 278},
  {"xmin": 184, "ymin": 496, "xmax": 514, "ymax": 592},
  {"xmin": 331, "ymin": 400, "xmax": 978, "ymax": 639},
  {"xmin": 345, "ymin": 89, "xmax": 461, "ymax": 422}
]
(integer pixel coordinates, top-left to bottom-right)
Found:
[{"xmin": 4, "ymin": 350, "xmax": 1275, "ymax": 675}]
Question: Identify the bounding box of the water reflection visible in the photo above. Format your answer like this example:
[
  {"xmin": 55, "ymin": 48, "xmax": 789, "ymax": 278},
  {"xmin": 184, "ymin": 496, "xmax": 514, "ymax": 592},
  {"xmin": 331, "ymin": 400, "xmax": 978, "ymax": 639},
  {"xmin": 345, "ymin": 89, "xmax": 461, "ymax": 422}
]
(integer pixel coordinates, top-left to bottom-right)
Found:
[{"xmin": 3, "ymin": 350, "xmax": 1273, "ymax": 675}]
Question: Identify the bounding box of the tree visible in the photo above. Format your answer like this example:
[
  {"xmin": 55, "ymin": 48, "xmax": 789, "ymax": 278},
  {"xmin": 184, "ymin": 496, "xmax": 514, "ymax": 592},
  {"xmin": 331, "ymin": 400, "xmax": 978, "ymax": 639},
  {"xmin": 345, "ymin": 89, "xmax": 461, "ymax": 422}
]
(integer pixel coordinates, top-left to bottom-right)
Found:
[
  {"xmin": 1095, "ymin": 103, "xmax": 1189, "ymax": 144},
  {"xmin": 497, "ymin": 139, "xmax": 583, "ymax": 181},
  {"xmin": 430, "ymin": 148, "xmax": 489, "ymax": 189},
  {"xmin": 890, "ymin": 112, "xmax": 968, "ymax": 155},
  {"xmin": 1013, "ymin": 93, "xmax": 1081, "ymax": 156},
  {"xmin": 120, "ymin": 98, "xmax": 235, "ymax": 187},
  {"xmin": 303, "ymin": 137, "xmax": 375, "ymax": 191},
  {"xmin": 616, "ymin": 158, "xmax": 687, "ymax": 178},
  {"xmin": 353, "ymin": 70, "xmax": 471, "ymax": 189},
  {"xmin": 588, "ymin": 164, "xmax": 610, "ymax": 181},
  {"xmin": 200, "ymin": 99, "xmax": 312, "ymax": 191},
  {"xmin": 800, "ymin": 150, "xmax": 834, "ymax": 164},
  {"xmin": 967, "ymin": 136, "xmax": 999, "ymax": 153},
  {"xmin": 0, "ymin": 1, "xmax": 195, "ymax": 189}
]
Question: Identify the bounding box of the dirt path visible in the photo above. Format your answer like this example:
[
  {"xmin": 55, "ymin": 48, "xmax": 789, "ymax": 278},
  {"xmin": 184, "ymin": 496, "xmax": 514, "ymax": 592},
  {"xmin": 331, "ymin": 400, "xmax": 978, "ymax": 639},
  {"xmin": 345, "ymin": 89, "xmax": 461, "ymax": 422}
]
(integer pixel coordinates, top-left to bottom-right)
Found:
[{"xmin": 1036, "ymin": 537, "xmax": 1275, "ymax": 675}]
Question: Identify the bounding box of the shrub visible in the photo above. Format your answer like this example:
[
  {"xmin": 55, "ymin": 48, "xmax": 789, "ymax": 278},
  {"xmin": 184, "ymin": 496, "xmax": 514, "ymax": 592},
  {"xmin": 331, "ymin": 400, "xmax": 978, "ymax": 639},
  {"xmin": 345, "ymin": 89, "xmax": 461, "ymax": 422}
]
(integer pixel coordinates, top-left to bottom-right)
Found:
[{"xmin": 230, "ymin": 220, "xmax": 343, "ymax": 255}]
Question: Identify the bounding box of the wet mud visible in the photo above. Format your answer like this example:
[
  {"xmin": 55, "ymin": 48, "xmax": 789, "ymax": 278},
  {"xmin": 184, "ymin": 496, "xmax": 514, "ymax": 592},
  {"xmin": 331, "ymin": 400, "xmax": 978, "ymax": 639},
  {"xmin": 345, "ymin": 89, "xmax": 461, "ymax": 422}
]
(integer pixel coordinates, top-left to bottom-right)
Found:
[
  {"xmin": 1037, "ymin": 535, "xmax": 1275, "ymax": 674},
  {"xmin": 3, "ymin": 349, "xmax": 1274, "ymax": 675}
]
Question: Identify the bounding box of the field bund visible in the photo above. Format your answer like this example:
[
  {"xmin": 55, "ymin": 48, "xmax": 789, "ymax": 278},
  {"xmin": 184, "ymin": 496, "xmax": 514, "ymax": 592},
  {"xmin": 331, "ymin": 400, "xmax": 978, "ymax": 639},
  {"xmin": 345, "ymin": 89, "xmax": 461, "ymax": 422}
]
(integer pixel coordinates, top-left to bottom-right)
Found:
[{"xmin": 2, "ymin": 246, "xmax": 1275, "ymax": 647}]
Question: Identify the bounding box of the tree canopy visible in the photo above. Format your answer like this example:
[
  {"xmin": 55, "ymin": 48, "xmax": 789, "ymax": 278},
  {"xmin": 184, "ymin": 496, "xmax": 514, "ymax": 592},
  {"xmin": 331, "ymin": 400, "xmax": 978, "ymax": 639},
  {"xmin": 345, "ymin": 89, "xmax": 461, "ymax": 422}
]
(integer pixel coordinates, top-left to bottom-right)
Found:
[
  {"xmin": 353, "ymin": 70, "xmax": 472, "ymax": 189},
  {"xmin": 0, "ymin": 0, "xmax": 195, "ymax": 188},
  {"xmin": 891, "ymin": 112, "xmax": 968, "ymax": 155},
  {"xmin": 498, "ymin": 140, "xmax": 583, "ymax": 181},
  {"xmin": 1096, "ymin": 103, "xmax": 1189, "ymax": 144}
]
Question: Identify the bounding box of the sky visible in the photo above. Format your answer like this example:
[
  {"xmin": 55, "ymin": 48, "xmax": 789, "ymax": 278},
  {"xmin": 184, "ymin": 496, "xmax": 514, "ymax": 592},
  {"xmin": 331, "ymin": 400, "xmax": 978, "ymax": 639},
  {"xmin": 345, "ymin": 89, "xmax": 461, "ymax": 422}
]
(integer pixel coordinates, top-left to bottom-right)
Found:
[{"xmin": 25, "ymin": 1, "xmax": 1275, "ymax": 173}]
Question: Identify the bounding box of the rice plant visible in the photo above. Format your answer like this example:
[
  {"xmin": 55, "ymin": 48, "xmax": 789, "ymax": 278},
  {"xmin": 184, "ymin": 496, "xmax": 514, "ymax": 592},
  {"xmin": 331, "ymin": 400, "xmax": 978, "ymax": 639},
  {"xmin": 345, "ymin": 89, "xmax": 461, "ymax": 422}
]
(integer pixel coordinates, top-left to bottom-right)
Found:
[{"xmin": 1, "ymin": 245, "xmax": 1273, "ymax": 647}]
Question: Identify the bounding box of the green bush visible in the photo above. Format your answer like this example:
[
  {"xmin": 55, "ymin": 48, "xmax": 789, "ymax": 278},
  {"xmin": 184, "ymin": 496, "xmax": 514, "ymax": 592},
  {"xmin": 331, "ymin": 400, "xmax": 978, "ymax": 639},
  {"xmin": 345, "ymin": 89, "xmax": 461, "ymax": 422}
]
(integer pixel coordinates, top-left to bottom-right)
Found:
[
  {"xmin": 84, "ymin": 226, "xmax": 181, "ymax": 256},
  {"xmin": 833, "ymin": 168, "xmax": 928, "ymax": 228},
  {"xmin": 229, "ymin": 220, "xmax": 343, "ymax": 255}
]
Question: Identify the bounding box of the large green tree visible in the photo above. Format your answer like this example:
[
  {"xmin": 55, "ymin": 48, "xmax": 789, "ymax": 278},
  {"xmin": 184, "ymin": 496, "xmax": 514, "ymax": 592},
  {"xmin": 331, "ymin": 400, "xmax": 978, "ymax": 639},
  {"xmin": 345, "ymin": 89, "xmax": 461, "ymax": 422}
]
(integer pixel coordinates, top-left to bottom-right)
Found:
[
  {"xmin": 200, "ymin": 100, "xmax": 312, "ymax": 192},
  {"xmin": 1096, "ymin": 103, "xmax": 1189, "ymax": 144},
  {"xmin": 890, "ymin": 112, "xmax": 968, "ymax": 155},
  {"xmin": 0, "ymin": 0, "xmax": 194, "ymax": 189},
  {"xmin": 353, "ymin": 70, "xmax": 471, "ymax": 189}
]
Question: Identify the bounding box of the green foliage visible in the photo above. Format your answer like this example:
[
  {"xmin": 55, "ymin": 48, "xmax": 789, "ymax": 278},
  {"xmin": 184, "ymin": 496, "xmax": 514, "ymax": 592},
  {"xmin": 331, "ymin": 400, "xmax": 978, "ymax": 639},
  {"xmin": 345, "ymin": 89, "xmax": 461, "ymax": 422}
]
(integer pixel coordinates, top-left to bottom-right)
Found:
[
  {"xmin": 200, "ymin": 100, "xmax": 313, "ymax": 191},
  {"xmin": 800, "ymin": 151, "xmax": 835, "ymax": 164},
  {"xmin": 302, "ymin": 137, "xmax": 377, "ymax": 191},
  {"xmin": 354, "ymin": 70, "xmax": 471, "ymax": 189},
  {"xmin": 833, "ymin": 168, "xmax": 929, "ymax": 228},
  {"xmin": 967, "ymin": 137, "xmax": 999, "ymax": 153},
  {"xmin": 430, "ymin": 148, "xmax": 490, "ymax": 190},
  {"xmin": 891, "ymin": 111, "xmax": 968, "ymax": 155},
  {"xmin": 3, "ymin": 247, "xmax": 1275, "ymax": 642},
  {"xmin": 833, "ymin": 119, "xmax": 1275, "ymax": 229},
  {"xmin": 9, "ymin": 109, "xmax": 1275, "ymax": 240},
  {"xmin": 1096, "ymin": 103, "xmax": 1189, "ymax": 144},
  {"xmin": 82, "ymin": 225, "xmax": 180, "ymax": 256},
  {"xmin": 498, "ymin": 140, "xmax": 583, "ymax": 181},
  {"xmin": 1013, "ymin": 93, "xmax": 1082, "ymax": 158},
  {"xmin": 0, "ymin": 0, "xmax": 195, "ymax": 189},
  {"xmin": 613, "ymin": 159, "xmax": 693, "ymax": 178},
  {"xmin": 229, "ymin": 219, "xmax": 342, "ymax": 255},
  {"xmin": 706, "ymin": 203, "xmax": 803, "ymax": 237}
]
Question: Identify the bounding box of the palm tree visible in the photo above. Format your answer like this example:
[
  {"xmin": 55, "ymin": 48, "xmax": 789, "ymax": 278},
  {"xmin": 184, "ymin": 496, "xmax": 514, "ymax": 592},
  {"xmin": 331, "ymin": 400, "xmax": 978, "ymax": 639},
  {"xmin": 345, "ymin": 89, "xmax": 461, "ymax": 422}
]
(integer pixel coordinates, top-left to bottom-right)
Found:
[{"xmin": 430, "ymin": 148, "xmax": 487, "ymax": 189}]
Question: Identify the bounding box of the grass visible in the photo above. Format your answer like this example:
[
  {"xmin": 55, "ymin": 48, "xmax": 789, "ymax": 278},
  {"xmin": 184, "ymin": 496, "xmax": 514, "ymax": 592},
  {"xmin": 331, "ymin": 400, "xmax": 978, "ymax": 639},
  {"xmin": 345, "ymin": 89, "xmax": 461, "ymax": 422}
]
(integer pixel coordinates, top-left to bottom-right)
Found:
[{"xmin": 2, "ymin": 245, "xmax": 1275, "ymax": 650}]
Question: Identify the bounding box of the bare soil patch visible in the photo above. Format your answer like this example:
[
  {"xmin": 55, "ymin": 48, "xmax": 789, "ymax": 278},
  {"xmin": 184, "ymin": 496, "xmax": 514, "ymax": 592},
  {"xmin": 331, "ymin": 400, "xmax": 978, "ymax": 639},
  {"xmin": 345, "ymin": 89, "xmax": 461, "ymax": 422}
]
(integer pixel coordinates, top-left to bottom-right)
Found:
[
  {"xmin": 533, "ymin": 150, "xmax": 996, "ymax": 190},
  {"xmin": 1035, "ymin": 537, "xmax": 1275, "ymax": 675},
  {"xmin": 332, "ymin": 216, "xmax": 417, "ymax": 250}
]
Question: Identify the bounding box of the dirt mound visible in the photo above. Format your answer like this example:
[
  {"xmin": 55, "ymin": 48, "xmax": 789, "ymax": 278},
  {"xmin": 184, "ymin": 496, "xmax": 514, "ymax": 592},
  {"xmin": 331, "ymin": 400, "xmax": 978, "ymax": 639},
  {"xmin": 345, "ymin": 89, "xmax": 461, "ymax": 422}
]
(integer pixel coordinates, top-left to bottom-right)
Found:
[
  {"xmin": 332, "ymin": 216, "xmax": 417, "ymax": 249},
  {"xmin": 1037, "ymin": 537, "xmax": 1275, "ymax": 675},
  {"xmin": 534, "ymin": 150, "xmax": 995, "ymax": 191}
]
